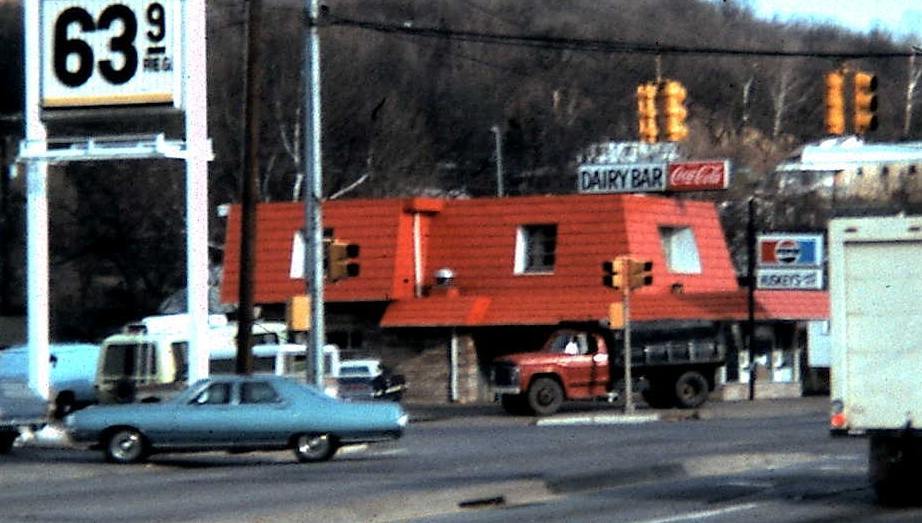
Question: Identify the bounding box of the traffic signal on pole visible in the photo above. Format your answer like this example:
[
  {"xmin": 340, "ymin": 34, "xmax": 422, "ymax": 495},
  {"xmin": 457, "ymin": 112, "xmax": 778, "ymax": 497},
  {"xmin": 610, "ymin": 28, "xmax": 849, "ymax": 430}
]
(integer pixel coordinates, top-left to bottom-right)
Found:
[
  {"xmin": 326, "ymin": 240, "xmax": 360, "ymax": 281},
  {"xmin": 660, "ymin": 80, "xmax": 689, "ymax": 142},
  {"xmin": 853, "ymin": 71, "xmax": 878, "ymax": 135},
  {"xmin": 602, "ymin": 258, "xmax": 626, "ymax": 289},
  {"xmin": 627, "ymin": 258, "xmax": 654, "ymax": 289},
  {"xmin": 824, "ymin": 71, "xmax": 846, "ymax": 136},
  {"xmin": 636, "ymin": 82, "xmax": 659, "ymax": 144}
]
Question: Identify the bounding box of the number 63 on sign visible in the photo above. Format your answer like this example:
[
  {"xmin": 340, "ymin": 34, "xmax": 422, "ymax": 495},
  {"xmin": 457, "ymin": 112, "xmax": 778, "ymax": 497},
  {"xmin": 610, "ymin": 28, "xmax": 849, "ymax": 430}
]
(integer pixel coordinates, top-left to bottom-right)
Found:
[{"xmin": 41, "ymin": 0, "xmax": 181, "ymax": 108}]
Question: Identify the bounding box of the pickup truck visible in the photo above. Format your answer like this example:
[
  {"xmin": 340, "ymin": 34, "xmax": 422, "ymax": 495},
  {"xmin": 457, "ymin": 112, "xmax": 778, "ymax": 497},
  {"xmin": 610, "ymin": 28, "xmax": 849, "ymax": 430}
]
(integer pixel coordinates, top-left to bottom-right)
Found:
[
  {"xmin": 489, "ymin": 323, "xmax": 726, "ymax": 415},
  {"xmin": 0, "ymin": 381, "xmax": 50, "ymax": 454}
]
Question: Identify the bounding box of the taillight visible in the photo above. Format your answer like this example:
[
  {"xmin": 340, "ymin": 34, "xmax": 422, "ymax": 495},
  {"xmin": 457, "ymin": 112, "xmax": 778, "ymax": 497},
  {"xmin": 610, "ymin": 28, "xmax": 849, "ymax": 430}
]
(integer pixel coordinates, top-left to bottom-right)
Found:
[{"xmin": 830, "ymin": 399, "xmax": 846, "ymax": 429}]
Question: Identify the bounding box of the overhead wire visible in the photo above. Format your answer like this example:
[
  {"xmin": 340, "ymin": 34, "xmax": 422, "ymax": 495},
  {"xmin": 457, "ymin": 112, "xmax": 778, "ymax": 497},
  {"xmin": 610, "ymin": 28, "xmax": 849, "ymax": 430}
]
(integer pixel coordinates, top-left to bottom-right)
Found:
[{"xmin": 326, "ymin": 15, "xmax": 917, "ymax": 60}]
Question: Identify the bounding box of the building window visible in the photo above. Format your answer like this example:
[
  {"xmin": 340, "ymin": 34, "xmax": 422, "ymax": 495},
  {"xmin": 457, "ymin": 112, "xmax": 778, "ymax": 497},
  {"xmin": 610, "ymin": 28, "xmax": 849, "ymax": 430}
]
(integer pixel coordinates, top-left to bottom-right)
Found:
[
  {"xmin": 659, "ymin": 226, "xmax": 702, "ymax": 274},
  {"xmin": 515, "ymin": 224, "xmax": 557, "ymax": 274}
]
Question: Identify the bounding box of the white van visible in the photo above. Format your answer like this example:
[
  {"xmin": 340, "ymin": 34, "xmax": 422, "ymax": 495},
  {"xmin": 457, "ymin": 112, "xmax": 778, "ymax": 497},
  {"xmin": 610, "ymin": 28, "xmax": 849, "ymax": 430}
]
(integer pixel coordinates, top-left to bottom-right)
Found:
[{"xmin": 95, "ymin": 314, "xmax": 290, "ymax": 403}]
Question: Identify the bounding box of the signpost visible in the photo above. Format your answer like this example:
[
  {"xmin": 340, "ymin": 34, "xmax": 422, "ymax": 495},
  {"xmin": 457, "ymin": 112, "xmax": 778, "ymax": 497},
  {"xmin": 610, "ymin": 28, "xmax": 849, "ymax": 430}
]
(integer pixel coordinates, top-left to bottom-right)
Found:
[{"xmin": 21, "ymin": 0, "xmax": 212, "ymax": 398}]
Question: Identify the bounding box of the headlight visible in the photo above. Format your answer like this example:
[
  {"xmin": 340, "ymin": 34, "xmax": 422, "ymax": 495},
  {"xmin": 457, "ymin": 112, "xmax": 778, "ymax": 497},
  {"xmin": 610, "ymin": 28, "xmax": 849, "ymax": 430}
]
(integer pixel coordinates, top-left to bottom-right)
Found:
[{"xmin": 398, "ymin": 413, "xmax": 409, "ymax": 427}]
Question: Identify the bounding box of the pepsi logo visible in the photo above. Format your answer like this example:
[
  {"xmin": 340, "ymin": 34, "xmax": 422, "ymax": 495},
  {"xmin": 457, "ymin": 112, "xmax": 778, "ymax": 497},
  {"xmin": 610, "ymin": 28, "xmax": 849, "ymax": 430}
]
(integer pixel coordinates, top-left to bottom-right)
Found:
[{"xmin": 774, "ymin": 239, "xmax": 800, "ymax": 264}]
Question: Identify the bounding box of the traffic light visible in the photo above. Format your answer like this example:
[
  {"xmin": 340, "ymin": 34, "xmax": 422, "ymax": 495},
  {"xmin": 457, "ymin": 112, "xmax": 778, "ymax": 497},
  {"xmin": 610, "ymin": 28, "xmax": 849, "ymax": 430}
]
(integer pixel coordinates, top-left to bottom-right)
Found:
[
  {"xmin": 602, "ymin": 258, "xmax": 626, "ymax": 289},
  {"xmin": 824, "ymin": 71, "xmax": 845, "ymax": 135},
  {"xmin": 636, "ymin": 82, "xmax": 658, "ymax": 144},
  {"xmin": 853, "ymin": 71, "xmax": 878, "ymax": 135},
  {"xmin": 627, "ymin": 258, "xmax": 654, "ymax": 289},
  {"xmin": 326, "ymin": 240, "xmax": 360, "ymax": 281},
  {"xmin": 660, "ymin": 80, "xmax": 689, "ymax": 142}
]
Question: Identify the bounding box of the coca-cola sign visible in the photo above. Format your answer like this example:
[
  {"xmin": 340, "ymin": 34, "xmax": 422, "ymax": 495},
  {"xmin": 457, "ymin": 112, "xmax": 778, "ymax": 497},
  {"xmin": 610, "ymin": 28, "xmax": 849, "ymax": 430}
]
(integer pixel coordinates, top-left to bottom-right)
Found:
[{"xmin": 667, "ymin": 160, "xmax": 730, "ymax": 191}]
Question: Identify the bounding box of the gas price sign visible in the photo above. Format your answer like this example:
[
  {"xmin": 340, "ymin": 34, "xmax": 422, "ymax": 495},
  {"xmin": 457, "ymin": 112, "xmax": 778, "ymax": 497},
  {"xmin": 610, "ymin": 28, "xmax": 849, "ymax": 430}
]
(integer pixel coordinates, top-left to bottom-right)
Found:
[{"xmin": 41, "ymin": 0, "xmax": 181, "ymax": 108}]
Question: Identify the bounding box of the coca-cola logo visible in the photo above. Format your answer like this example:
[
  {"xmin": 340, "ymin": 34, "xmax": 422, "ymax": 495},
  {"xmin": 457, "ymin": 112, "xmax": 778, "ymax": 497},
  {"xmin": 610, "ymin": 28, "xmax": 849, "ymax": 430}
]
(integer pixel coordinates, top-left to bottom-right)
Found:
[{"xmin": 667, "ymin": 161, "xmax": 729, "ymax": 191}]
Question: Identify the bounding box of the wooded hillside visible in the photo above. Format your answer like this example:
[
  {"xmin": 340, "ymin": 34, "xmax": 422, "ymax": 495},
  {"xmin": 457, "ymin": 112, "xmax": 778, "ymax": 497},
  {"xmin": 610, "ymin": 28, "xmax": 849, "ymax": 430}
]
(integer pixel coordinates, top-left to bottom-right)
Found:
[{"xmin": 0, "ymin": 0, "xmax": 918, "ymax": 338}]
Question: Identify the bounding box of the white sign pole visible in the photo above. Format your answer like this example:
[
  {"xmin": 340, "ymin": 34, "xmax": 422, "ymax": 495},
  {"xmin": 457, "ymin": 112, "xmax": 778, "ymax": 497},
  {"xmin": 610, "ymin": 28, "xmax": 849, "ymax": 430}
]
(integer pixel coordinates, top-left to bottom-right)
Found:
[
  {"xmin": 184, "ymin": 0, "xmax": 210, "ymax": 383},
  {"xmin": 24, "ymin": 0, "xmax": 50, "ymax": 400}
]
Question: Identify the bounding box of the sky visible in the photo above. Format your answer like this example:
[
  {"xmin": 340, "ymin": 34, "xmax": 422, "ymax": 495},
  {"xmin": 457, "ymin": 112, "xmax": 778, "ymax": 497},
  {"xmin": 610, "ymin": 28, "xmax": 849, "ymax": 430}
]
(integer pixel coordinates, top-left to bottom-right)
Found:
[{"xmin": 746, "ymin": 0, "xmax": 922, "ymax": 40}]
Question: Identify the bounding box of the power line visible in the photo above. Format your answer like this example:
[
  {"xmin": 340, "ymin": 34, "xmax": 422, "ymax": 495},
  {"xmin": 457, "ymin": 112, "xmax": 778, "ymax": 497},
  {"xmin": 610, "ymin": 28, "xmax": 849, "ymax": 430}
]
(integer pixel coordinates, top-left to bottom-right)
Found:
[{"xmin": 327, "ymin": 15, "xmax": 916, "ymax": 60}]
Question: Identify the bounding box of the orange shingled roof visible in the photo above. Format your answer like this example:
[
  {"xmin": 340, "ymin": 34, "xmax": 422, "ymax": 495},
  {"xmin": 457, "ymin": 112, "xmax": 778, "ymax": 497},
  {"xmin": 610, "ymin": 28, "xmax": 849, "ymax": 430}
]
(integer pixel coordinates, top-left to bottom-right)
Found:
[{"xmin": 221, "ymin": 193, "xmax": 828, "ymax": 326}]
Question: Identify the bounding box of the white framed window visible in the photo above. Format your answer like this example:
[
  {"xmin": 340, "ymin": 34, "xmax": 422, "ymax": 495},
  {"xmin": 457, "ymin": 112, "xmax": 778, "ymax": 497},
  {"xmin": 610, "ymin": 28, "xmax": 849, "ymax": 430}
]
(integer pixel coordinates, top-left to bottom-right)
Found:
[
  {"xmin": 514, "ymin": 224, "xmax": 557, "ymax": 274},
  {"xmin": 659, "ymin": 226, "xmax": 701, "ymax": 274}
]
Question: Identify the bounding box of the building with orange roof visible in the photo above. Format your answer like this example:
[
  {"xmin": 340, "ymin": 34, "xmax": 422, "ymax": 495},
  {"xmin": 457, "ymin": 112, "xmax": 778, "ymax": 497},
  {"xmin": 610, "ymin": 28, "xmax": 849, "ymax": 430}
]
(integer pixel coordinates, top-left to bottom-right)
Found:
[{"xmin": 221, "ymin": 193, "xmax": 828, "ymax": 403}]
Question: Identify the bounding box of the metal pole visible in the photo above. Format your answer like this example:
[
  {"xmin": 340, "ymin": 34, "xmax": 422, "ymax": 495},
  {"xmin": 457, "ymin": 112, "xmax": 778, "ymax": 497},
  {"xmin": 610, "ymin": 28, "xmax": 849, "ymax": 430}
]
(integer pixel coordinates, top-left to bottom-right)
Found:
[
  {"xmin": 305, "ymin": 0, "xmax": 326, "ymax": 387},
  {"xmin": 184, "ymin": 0, "xmax": 211, "ymax": 383},
  {"xmin": 24, "ymin": 0, "xmax": 50, "ymax": 400},
  {"xmin": 0, "ymin": 135, "xmax": 10, "ymax": 315},
  {"xmin": 623, "ymin": 282, "xmax": 635, "ymax": 414},
  {"xmin": 236, "ymin": 0, "xmax": 265, "ymax": 375},
  {"xmin": 746, "ymin": 196, "xmax": 757, "ymax": 401},
  {"xmin": 491, "ymin": 125, "xmax": 504, "ymax": 197}
]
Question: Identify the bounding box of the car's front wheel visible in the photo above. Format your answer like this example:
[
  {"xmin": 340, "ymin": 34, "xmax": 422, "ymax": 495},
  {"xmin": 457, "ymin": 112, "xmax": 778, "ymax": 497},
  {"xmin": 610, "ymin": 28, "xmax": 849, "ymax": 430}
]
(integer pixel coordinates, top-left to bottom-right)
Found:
[
  {"xmin": 293, "ymin": 433, "xmax": 338, "ymax": 463},
  {"xmin": 104, "ymin": 428, "xmax": 148, "ymax": 464}
]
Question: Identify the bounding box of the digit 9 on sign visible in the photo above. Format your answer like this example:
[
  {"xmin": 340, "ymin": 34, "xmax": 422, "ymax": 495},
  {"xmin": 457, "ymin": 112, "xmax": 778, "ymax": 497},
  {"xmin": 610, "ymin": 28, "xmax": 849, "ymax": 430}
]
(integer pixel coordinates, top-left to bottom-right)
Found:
[{"xmin": 53, "ymin": 2, "xmax": 166, "ymax": 88}]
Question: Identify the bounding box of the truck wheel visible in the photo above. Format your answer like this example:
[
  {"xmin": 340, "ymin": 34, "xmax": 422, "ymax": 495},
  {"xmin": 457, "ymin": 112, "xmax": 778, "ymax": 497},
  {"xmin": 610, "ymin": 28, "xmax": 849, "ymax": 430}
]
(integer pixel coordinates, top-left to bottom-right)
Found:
[
  {"xmin": 870, "ymin": 434, "xmax": 919, "ymax": 506},
  {"xmin": 673, "ymin": 371, "xmax": 709, "ymax": 409},
  {"xmin": 500, "ymin": 394, "xmax": 529, "ymax": 415},
  {"xmin": 0, "ymin": 431, "xmax": 17, "ymax": 454},
  {"xmin": 54, "ymin": 392, "xmax": 76, "ymax": 419},
  {"xmin": 527, "ymin": 378, "xmax": 563, "ymax": 416}
]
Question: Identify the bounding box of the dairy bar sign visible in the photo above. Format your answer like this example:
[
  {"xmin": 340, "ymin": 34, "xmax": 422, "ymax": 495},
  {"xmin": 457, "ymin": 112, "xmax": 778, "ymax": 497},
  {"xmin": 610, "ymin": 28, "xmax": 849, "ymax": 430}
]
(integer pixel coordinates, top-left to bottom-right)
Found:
[{"xmin": 578, "ymin": 160, "xmax": 729, "ymax": 194}]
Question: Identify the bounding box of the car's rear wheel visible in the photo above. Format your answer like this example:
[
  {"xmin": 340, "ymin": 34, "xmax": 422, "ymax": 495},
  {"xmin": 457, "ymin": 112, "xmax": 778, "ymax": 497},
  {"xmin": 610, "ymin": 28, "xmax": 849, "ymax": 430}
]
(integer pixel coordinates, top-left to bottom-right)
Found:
[
  {"xmin": 105, "ymin": 428, "xmax": 148, "ymax": 464},
  {"xmin": 293, "ymin": 433, "xmax": 338, "ymax": 463}
]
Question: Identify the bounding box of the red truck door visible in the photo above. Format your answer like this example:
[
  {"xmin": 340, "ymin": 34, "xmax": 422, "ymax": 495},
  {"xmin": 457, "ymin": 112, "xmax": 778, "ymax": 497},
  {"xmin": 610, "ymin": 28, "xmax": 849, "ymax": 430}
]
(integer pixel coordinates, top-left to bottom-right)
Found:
[{"xmin": 552, "ymin": 331, "xmax": 608, "ymax": 399}]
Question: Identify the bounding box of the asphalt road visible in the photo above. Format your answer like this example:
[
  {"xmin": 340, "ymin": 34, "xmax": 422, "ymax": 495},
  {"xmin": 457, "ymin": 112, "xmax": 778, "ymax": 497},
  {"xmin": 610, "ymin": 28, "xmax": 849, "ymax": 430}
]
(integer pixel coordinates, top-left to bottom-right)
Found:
[{"xmin": 1, "ymin": 398, "xmax": 920, "ymax": 522}]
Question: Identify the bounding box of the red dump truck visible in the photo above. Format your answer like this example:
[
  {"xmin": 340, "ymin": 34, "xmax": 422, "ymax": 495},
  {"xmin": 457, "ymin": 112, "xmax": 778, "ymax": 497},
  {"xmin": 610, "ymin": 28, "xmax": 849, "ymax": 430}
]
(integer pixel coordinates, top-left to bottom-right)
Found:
[{"xmin": 489, "ymin": 322, "xmax": 726, "ymax": 415}]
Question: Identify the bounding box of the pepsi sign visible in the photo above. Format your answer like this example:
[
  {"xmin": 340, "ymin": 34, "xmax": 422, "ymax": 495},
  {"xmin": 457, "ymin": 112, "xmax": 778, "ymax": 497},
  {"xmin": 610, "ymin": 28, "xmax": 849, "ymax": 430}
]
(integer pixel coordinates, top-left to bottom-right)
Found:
[{"xmin": 757, "ymin": 234, "xmax": 823, "ymax": 268}]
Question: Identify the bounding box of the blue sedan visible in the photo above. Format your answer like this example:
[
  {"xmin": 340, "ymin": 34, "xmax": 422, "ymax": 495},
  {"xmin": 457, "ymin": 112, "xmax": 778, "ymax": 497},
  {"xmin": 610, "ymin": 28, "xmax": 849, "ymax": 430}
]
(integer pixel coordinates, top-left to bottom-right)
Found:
[{"xmin": 64, "ymin": 375, "xmax": 407, "ymax": 464}]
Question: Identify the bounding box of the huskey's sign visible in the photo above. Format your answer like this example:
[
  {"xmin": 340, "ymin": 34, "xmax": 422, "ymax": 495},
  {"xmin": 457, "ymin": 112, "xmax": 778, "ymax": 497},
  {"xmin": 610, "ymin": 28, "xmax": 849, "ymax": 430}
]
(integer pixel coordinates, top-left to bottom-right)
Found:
[{"xmin": 667, "ymin": 160, "xmax": 730, "ymax": 191}]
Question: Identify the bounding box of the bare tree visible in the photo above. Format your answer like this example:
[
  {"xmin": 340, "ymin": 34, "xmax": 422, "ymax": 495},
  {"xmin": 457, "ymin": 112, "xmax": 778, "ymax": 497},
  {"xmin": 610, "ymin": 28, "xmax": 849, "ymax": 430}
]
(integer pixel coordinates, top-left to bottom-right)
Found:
[{"xmin": 768, "ymin": 60, "xmax": 810, "ymax": 139}]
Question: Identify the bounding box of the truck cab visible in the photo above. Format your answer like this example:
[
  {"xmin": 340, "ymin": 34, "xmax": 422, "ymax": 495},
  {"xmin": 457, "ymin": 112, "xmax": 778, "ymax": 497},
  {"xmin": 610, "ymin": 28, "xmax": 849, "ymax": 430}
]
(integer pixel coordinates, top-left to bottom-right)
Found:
[{"xmin": 490, "ymin": 324, "xmax": 725, "ymax": 415}]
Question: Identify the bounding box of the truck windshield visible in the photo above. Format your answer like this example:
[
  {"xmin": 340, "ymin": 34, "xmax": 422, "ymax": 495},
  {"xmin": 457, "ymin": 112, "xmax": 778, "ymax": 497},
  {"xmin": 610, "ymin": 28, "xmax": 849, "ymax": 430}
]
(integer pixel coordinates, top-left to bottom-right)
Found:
[{"xmin": 101, "ymin": 343, "xmax": 156, "ymax": 379}]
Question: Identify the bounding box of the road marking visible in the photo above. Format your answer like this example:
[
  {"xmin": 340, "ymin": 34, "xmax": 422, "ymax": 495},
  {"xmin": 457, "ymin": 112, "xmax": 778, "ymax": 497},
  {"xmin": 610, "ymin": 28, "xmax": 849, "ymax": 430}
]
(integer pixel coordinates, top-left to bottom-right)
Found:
[
  {"xmin": 535, "ymin": 413, "xmax": 660, "ymax": 426},
  {"xmin": 636, "ymin": 502, "xmax": 760, "ymax": 523}
]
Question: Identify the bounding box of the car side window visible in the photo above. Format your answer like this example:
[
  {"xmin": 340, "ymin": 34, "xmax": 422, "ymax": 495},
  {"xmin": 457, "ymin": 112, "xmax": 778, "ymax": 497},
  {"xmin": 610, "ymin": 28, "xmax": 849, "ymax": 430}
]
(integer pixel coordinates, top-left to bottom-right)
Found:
[
  {"xmin": 241, "ymin": 382, "xmax": 281, "ymax": 404},
  {"xmin": 192, "ymin": 383, "xmax": 231, "ymax": 405}
]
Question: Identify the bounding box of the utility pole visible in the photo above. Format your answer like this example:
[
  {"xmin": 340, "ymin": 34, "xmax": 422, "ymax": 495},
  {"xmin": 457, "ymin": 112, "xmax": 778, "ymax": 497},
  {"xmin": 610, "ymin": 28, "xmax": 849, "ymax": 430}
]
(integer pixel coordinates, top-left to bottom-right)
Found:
[
  {"xmin": 305, "ymin": 0, "xmax": 326, "ymax": 387},
  {"xmin": 0, "ymin": 133, "xmax": 11, "ymax": 315},
  {"xmin": 491, "ymin": 125, "xmax": 504, "ymax": 197},
  {"xmin": 236, "ymin": 0, "xmax": 265, "ymax": 374},
  {"xmin": 746, "ymin": 196, "xmax": 757, "ymax": 401}
]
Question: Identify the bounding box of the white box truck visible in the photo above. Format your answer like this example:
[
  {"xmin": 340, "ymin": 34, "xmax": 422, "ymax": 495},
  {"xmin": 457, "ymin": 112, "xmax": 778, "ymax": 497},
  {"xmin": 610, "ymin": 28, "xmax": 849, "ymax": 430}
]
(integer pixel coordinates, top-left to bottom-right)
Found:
[{"xmin": 829, "ymin": 215, "xmax": 922, "ymax": 504}]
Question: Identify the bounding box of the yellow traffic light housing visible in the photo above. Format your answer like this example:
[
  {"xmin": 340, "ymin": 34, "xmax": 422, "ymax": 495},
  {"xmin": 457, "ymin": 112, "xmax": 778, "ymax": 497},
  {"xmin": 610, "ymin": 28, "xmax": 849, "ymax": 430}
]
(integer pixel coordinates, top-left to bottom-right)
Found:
[
  {"xmin": 636, "ymin": 82, "xmax": 659, "ymax": 144},
  {"xmin": 627, "ymin": 259, "xmax": 654, "ymax": 289},
  {"xmin": 660, "ymin": 80, "xmax": 689, "ymax": 142},
  {"xmin": 853, "ymin": 71, "xmax": 878, "ymax": 135},
  {"xmin": 602, "ymin": 258, "xmax": 627, "ymax": 289},
  {"xmin": 824, "ymin": 71, "xmax": 846, "ymax": 136},
  {"xmin": 326, "ymin": 240, "xmax": 360, "ymax": 281}
]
